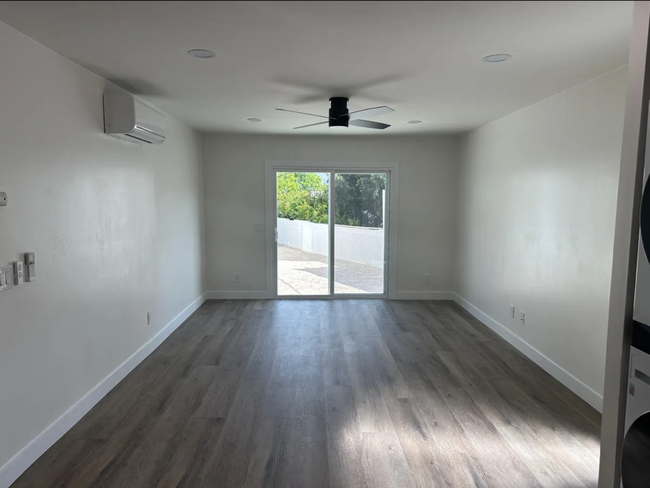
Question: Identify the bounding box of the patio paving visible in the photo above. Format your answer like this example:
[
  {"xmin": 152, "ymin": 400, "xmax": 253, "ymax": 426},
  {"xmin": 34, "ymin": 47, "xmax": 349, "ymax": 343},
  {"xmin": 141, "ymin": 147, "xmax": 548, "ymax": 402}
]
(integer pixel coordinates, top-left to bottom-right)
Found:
[{"xmin": 278, "ymin": 245, "xmax": 384, "ymax": 295}]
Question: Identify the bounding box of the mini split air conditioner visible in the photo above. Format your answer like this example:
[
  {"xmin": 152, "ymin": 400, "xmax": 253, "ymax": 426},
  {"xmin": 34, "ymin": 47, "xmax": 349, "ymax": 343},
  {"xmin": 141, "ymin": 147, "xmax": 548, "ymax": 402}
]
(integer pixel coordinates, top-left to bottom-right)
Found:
[{"xmin": 103, "ymin": 93, "xmax": 166, "ymax": 144}]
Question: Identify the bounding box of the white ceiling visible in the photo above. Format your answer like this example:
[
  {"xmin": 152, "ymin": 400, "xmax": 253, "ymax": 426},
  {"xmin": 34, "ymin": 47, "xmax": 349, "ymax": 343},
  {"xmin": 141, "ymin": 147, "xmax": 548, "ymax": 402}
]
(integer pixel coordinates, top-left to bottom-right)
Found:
[{"xmin": 0, "ymin": 1, "xmax": 633, "ymax": 134}]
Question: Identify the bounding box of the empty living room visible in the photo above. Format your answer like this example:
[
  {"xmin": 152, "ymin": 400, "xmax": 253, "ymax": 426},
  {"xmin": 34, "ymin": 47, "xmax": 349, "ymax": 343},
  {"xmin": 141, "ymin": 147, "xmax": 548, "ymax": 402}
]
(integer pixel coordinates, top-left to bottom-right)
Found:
[{"xmin": 1, "ymin": 1, "xmax": 650, "ymax": 487}]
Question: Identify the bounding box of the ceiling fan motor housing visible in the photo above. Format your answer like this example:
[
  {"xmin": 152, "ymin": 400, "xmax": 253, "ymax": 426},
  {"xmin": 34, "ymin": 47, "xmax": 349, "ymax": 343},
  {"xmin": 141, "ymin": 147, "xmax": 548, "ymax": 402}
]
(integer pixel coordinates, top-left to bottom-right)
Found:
[{"xmin": 329, "ymin": 97, "xmax": 349, "ymax": 128}]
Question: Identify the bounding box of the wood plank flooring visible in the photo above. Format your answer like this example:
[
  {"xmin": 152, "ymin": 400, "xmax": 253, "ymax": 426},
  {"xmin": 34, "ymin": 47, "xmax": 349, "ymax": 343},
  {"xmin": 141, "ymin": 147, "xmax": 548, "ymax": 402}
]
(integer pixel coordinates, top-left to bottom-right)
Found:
[{"xmin": 11, "ymin": 300, "xmax": 601, "ymax": 488}]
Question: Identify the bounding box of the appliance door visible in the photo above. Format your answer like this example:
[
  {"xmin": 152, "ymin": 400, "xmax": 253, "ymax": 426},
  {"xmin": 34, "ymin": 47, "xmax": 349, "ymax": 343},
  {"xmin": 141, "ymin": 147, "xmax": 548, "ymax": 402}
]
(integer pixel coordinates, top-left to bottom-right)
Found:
[
  {"xmin": 642, "ymin": 175, "xmax": 650, "ymax": 265},
  {"xmin": 635, "ymin": 174, "xmax": 650, "ymax": 326},
  {"xmin": 622, "ymin": 412, "xmax": 650, "ymax": 487}
]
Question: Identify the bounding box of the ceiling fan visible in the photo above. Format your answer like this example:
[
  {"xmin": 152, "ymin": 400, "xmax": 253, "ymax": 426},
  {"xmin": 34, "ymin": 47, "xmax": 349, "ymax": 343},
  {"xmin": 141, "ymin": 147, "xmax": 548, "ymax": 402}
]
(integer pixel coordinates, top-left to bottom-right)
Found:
[{"xmin": 276, "ymin": 97, "xmax": 394, "ymax": 130}]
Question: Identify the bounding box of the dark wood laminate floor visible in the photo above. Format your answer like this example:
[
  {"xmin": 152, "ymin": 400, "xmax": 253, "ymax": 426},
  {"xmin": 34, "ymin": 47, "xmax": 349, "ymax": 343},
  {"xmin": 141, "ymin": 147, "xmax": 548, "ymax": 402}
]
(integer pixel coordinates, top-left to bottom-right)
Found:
[{"xmin": 12, "ymin": 300, "xmax": 601, "ymax": 488}]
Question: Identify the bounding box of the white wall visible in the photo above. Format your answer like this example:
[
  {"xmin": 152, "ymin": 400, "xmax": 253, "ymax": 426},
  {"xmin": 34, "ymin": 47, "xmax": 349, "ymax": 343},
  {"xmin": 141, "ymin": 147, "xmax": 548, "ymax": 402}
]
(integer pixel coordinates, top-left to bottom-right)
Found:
[
  {"xmin": 277, "ymin": 218, "xmax": 385, "ymax": 268},
  {"xmin": 457, "ymin": 67, "xmax": 627, "ymax": 408},
  {"xmin": 203, "ymin": 134, "xmax": 458, "ymax": 296},
  {"xmin": 333, "ymin": 224, "xmax": 385, "ymax": 269},
  {"xmin": 277, "ymin": 218, "xmax": 330, "ymax": 257},
  {"xmin": 0, "ymin": 22, "xmax": 205, "ymax": 483}
]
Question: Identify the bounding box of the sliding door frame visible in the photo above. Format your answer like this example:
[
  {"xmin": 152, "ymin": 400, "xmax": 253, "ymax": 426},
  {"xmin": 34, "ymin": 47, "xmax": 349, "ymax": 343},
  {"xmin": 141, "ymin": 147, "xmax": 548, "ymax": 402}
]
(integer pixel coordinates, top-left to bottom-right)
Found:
[{"xmin": 265, "ymin": 160, "xmax": 399, "ymax": 299}]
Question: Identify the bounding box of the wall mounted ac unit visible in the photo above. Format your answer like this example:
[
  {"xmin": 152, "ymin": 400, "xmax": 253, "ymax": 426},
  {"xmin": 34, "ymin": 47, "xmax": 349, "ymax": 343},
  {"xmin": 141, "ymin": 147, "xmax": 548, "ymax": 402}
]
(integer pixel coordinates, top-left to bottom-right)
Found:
[{"xmin": 103, "ymin": 93, "xmax": 166, "ymax": 144}]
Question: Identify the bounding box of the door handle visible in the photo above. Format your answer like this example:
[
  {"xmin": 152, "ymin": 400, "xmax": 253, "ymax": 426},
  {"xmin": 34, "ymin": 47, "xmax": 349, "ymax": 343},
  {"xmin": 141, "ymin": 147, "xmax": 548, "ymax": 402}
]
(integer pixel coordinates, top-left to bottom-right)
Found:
[{"xmin": 275, "ymin": 228, "xmax": 279, "ymax": 242}]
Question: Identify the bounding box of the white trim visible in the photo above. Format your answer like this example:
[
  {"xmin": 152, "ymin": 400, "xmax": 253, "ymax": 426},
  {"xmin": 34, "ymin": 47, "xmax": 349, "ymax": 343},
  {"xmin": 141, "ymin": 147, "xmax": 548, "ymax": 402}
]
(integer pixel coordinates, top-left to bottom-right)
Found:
[
  {"xmin": 264, "ymin": 160, "xmax": 400, "ymax": 300},
  {"xmin": 451, "ymin": 293, "xmax": 603, "ymax": 412},
  {"xmin": 205, "ymin": 290, "xmax": 270, "ymax": 300},
  {"xmin": 385, "ymin": 168, "xmax": 399, "ymax": 299},
  {"xmin": 394, "ymin": 291, "xmax": 456, "ymax": 300},
  {"xmin": 328, "ymin": 170, "xmax": 335, "ymax": 297},
  {"xmin": 273, "ymin": 294, "xmax": 385, "ymax": 300},
  {"xmin": 265, "ymin": 164, "xmax": 277, "ymax": 297},
  {"xmin": 0, "ymin": 292, "xmax": 208, "ymax": 488}
]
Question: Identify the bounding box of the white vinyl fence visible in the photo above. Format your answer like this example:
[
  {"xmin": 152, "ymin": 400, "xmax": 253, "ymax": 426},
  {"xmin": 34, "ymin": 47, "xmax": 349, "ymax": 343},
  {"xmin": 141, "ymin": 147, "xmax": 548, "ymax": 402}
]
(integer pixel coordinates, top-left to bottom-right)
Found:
[{"xmin": 277, "ymin": 218, "xmax": 384, "ymax": 268}]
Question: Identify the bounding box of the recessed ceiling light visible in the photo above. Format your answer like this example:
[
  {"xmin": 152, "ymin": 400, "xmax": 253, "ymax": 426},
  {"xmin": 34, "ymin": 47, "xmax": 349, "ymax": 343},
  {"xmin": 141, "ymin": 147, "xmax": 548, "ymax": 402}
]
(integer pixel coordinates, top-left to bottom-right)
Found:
[
  {"xmin": 187, "ymin": 49, "xmax": 216, "ymax": 59},
  {"xmin": 482, "ymin": 54, "xmax": 512, "ymax": 63},
  {"xmin": 407, "ymin": 120, "xmax": 423, "ymax": 125},
  {"xmin": 247, "ymin": 117, "xmax": 263, "ymax": 123}
]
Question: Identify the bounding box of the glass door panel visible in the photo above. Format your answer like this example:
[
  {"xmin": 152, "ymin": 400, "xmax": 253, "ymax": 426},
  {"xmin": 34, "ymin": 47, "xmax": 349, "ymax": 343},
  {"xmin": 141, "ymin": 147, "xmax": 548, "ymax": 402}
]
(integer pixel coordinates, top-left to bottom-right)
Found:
[
  {"xmin": 333, "ymin": 172, "xmax": 387, "ymax": 295},
  {"xmin": 276, "ymin": 171, "xmax": 330, "ymax": 296}
]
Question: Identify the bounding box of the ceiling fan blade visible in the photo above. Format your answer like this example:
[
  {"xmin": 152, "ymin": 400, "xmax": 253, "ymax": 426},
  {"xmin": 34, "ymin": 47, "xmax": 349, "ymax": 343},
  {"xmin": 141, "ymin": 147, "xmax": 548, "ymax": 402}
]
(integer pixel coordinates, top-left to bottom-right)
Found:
[
  {"xmin": 349, "ymin": 119, "xmax": 390, "ymax": 130},
  {"xmin": 276, "ymin": 108, "xmax": 333, "ymax": 120},
  {"xmin": 348, "ymin": 105, "xmax": 395, "ymax": 120},
  {"xmin": 346, "ymin": 106, "xmax": 394, "ymax": 120},
  {"xmin": 294, "ymin": 121, "xmax": 329, "ymax": 130}
]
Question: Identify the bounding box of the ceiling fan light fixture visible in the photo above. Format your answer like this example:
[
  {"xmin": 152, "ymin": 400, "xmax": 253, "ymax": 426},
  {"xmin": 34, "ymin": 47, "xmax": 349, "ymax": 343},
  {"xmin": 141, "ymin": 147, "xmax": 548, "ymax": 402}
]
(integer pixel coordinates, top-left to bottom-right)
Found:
[
  {"xmin": 247, "ymin": 117, "xmax": 263, "ymax": 123},
  {"xmin": 482, "ymin": 53, "xmax": 512, "ymax": 63},
  {"xmin": 187, "ymin": 49, "xmax": 216, "ymax": 59},
  {"xmin": 407, "ymin": 120, "xmax": 423, "ymax": 125},
  {"xmin": 278, "ymin": 97, "xmax": 393, "ymax": 130}
]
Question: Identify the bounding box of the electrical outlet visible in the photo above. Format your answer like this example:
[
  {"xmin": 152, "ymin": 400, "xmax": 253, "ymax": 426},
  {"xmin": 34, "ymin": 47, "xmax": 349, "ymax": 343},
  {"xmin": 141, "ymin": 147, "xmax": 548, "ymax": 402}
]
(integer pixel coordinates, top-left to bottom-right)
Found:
[
  {"xmin": 234, "ymin": 273, "xmax": 241, "ymax": 283},
  {"xmin": 510, "ymin": 305, "xmax": 515, "ymax": 318},
  {"xmin": 254, "ymin": 224, "xmax": 263, "ymax": 233},
  {"xmin": 424, "ymin": 274, "xmax": 431, "ymax": 284},
  {"xmin": 520, "ymin": 311, "xmax": 526, "ymax": 324},
  {"xmin": 147, "ymin": 311, "xmax": 151, "ymax": 325}
]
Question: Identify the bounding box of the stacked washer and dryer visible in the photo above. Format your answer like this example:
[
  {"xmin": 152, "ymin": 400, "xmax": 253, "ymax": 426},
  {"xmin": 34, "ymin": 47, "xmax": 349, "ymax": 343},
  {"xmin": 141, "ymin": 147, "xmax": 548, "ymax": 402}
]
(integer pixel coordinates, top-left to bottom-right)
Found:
[{"xmin": 621, "ymin": 153, "xmax": 650, "ymax": 487}]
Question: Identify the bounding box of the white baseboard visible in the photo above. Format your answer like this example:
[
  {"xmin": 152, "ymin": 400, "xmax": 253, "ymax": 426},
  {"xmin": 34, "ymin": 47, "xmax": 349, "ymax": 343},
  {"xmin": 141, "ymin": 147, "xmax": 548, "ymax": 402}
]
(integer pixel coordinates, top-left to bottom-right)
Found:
[
  {"xmin": 205, "ymin": 290, "xmax": 270, "ymax": 300},
  {"xmin": 451, "ymin": 293, "xmax": 603, "ymax": 412},
  {"xmin": 393, "ymin": 291, "xmax": 456, "ymax": 300},
  {"xmin": 1, "ymin": 287, "xmax": 602, "ymax": 488},
  {"xmin": 0, "ymin": 292, "xmax": 208, "ymax": 488}
]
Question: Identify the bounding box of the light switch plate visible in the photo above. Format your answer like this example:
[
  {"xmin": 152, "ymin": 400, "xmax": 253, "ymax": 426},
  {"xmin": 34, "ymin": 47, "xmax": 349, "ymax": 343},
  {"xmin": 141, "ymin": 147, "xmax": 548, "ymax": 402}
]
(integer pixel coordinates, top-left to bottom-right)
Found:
[
  {"xmin": 24, "ymin": 252, "xmax": 35, "ymax": 282},
  {"xmin": 13, "ymin": 261, "xmax": 24, "ymax": 285},
  {"xmin": 0, "ymin": 265, "xmax": 14, "ymax": 292}
]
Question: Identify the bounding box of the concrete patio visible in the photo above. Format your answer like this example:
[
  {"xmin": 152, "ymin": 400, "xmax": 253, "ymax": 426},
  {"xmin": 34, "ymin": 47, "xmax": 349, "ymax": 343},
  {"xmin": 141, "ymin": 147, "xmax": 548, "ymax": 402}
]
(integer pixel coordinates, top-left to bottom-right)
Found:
[{"xmin": 277, "ymin": 245, "xmax": 384, "ymax": 295}]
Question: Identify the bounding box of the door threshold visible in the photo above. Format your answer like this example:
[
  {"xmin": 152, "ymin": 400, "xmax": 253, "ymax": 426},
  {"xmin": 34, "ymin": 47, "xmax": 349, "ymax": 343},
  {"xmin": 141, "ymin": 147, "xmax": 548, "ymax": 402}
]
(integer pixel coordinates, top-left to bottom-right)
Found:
[{"xmin": 275, "ymin": 294, "xmax": 387, "ymax": 300}]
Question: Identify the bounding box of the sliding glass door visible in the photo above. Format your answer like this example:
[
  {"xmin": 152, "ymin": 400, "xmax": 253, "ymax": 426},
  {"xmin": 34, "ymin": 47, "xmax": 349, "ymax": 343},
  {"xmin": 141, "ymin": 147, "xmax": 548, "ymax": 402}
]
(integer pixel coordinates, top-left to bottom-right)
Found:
[
  {"xmin": 276, "ymin": 171, "xmax": 330, "ymax": 296},
  {"xmin": 274, "ymin": 170, "xmax": 389, "ymax": 297},
  {"xmin": 333, "ymin": 173, "xmax": 386, "ymax": 294}
]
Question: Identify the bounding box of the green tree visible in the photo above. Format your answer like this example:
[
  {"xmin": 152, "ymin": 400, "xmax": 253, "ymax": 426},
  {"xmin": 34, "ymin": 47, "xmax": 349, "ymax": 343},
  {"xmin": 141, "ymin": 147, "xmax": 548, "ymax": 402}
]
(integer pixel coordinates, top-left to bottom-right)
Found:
[
  {"xmin": 277, "ymin": 172, "xmax": 329, "ymax": 223},
  {"xmin": 295, "ymin": 173, "xmax": 324, "ymax": 192},
  {"xmin": 276, "ymin": 172, "xmax": 386, "ymax": 227},
  {"xmin": 334, "ymin": 174, "xmax": 386, "ymax": 227}
]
